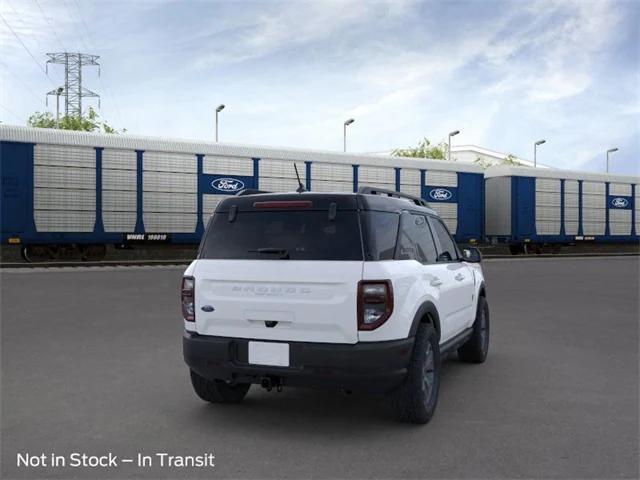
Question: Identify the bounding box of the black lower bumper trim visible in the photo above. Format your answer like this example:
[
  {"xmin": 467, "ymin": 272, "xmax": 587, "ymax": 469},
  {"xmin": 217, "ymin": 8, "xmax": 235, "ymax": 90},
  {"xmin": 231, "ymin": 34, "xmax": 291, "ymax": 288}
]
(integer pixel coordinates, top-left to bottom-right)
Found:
[{"xmin": 183, "ymin": 332, "xmax": 414, "ymax": 393}]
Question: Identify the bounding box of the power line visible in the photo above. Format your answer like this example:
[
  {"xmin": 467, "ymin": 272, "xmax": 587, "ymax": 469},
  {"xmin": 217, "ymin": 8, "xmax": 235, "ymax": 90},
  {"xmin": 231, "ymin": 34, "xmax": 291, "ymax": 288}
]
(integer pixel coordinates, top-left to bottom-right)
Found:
[
  {"xmin": 0, "ymin": 13, "xmax": 57, "ymax": 87},
  {"xmin": 70, "ymin": 0, "xmax": 125, "ymax": 127},
  {"xmin": 0, "ymin": 59, "xmax": 44, "ymax": 103},
  {"xmin": 0, "ymin": 102, "xmax": 23, "ymax": 122},
  {"xmin": 33, "ymin": 0, "xmax": 67, "ymax": 52}
]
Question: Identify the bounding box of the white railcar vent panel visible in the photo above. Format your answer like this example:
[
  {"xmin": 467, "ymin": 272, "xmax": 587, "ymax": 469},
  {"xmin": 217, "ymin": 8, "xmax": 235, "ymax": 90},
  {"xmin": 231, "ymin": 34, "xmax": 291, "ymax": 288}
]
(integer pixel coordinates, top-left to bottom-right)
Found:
[
  {"xmin": 34, "ymin": 144, "xmax": 95, "ymax": 168},
  {"xmin": 399, "ymin": 184, "xmax": 421, "ymax": 198},
  {"xmin": 103, "ymin": 212, "xmax": 136, "ymax": 232},
  {"xmin": 203, "ymin": 156, "xmax": 253, "ymax": 176},
  {"xmin": 582, "ymin": 194, "xmax": 605, "ymax": 209},
  {"xmin": 102, "ymin": 149, "xmax": 136, "ymax": 170},
  {"xmin": 358, "ymin": 166, "xmax": 395, "ymax": 184},
  {"xmin": 34, "ymin": 211, "xmax": 95, "ymax": 232},
  {"xmin": 34, "ymin": 188, "xmax": 95, "ymax": 211},
  {"xmin": 309, "ymin": 180, "xmax": 353, "ymax": 193},
  {"xmin": 34, "ymin": 165, "xmax": 95, "ymax": 190},
  {"xmin": 103, "ymin": 190, "xmax": 136, "ymax": 211},
  {"xmin": 143, "ymin": 171, "xmax": 196, "ymax": 193},
  {"xmin": 609, "ymin": 209, "xmax": 631, "ymax": 235},
  {"xmin": 536, "ymin": 206, "xmax": 561, "ymax": 221},
  {"xmin": 259, "ymin": 176, "xmax": 306, "ymax": 192},
  {"xmin": 535, "ymin": 192, "xmax": 561, "ymax": 207},
  {"xmin": 564, "ymin": 192, "xmax": 579, "ymax": 208},
  {"xmin": 564, "ymin": 206, "xmax": 579, "ymax": 223},
  {"xmin": 312, "ymin": 163, "xmax": 353, "ymax": 182},
  {"xmin": 582, "ymin": 222, "xmax": 605, "ymax": 235},
  {"xmin": 426, "ymin": 170, "xmax": 457, "ymax": 187},
  {"xmin": 401, "ymin": 169, "xmax": 421, "ymax": 186},
  {"xmin": 144, "ymin": 151, "xmax": 196, "ymax": 173},
  {"xmin": 260, "ymin": 159, "xmax": 306, "ymax": 180},
  {"xmin": 203, "ymin": 194, "xmax": 228, "ymax": 215},
  {"xmin": 144, "ymin": 192, "xmax": 197, "ymax": 213},
  {"xmin": 358, "ymin": 182, "xmax": 396, "ymax": 192},
  {"xmin": 536, "ymin": 178, "xmax": 561, "ymax": 193},
  {"xmin": 564, "ymin": 180, "xmax": 579, "ymax": 193},
  {"xmin": 636, "ymin": 188, "xmax": 640, "ymax": 227},
  {"xmin": 582, "ymin": 181, "xmax": 605, "ymax": 195},
  {"xmin": 143, "ymin": 213, "xmax": 197, "ymax": 233},
  {"xmin": 609, "ymin": 183, "xmax": 632, "ymax": 196},
  {"xmin": 427, "ymin": 203, "xmax": 457, "ymax": 233},
  {"xmin": 583, "ymin": 208, "xmax": 606, "ymax": 221},
  {"xmin": 565, "ymin": 221, "xmax": 579, "ymax": 235},
  {"xmin": 103, "ymin": 169, "xmax": 136, "ymax": 191},
  {"xmin": 536, "ymin": 222, "xmax": 561, "ymax": 235}
]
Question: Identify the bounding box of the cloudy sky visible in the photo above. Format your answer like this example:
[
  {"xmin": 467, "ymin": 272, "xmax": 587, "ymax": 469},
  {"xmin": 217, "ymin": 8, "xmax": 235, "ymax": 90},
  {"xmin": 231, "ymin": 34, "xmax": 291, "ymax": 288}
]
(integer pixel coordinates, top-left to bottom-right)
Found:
[{"xmin": 1, "ymin": 0, "xmax": 638, "ymax": 174}]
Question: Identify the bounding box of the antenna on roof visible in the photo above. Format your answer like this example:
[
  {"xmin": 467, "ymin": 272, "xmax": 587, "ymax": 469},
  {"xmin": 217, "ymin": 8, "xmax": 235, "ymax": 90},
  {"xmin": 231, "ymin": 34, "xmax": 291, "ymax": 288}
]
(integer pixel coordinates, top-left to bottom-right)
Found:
[{"xmin": 294, "ymin": 163, "xmax": 306, "ymax": 193}]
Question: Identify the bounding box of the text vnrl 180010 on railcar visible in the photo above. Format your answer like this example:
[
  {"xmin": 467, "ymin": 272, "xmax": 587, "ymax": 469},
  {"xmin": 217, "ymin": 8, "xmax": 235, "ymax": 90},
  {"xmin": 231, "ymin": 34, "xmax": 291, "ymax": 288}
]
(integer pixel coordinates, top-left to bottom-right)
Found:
[
  {"xmin": 485, "ymin": 165, "xmax": 639, "ymax": 254},
  {"xmin": 0, "ymin": 125, "xmax": 484, "ymax": 261}
]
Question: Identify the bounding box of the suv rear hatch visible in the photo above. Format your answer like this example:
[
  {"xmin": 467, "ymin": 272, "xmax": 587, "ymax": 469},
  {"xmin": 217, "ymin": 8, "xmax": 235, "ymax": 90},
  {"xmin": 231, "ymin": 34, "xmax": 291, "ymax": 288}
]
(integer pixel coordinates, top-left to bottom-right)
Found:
[{"xmin": 193, "ymin": 195, "xmax": 364, "ymax": 344}]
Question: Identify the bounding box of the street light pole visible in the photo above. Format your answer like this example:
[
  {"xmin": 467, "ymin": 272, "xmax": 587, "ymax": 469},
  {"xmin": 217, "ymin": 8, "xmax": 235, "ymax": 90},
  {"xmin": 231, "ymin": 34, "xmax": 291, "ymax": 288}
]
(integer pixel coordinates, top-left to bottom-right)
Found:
[
  {"xmin": 215, "ymin": 104, "xmax": 225, "ymax": 142},
  {"xmin": 55, "ymin": 87, "xmax": 63, "ymax": 125},
  {"xmin": 448, "ymin": 130, "xmax": 460, "ymax": 162},
  {"xmin": 606, "ymin": 148, "xmax": 618, "ymax": 173},
  {"xmin": 343, "ymin": 118, "xmax": 354, "ymax": 152},
  {"xmin": 534, "ymin": 139, "xmax": 546, "ymax": 167}
]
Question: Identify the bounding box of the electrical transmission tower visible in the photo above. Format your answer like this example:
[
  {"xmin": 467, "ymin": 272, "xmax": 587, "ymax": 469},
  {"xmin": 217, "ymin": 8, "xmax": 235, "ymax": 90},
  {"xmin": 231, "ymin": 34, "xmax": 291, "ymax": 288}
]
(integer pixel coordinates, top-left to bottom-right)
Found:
[{"xmin": 45, "ymin": 53, "xmax": 100, "ymax": 118}]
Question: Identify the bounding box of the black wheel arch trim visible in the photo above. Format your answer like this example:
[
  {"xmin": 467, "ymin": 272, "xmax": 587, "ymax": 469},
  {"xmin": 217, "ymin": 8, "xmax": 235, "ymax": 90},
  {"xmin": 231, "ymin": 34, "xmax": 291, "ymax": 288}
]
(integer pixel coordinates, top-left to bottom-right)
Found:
[{"xmin": 408, "ymin": 301, "xmax": 441, "ymax": 341}]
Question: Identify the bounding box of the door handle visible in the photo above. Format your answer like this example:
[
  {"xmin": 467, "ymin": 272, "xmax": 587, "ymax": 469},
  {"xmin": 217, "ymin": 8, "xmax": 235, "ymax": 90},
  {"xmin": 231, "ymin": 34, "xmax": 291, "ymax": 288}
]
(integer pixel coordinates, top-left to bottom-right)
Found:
[
  {"xmin": 455, "ymin": 273, "xmax": 465, "ymax": 281},
  {"xmin": 430, "ymin": 277, "xmax": 443, "ymax": 287}
]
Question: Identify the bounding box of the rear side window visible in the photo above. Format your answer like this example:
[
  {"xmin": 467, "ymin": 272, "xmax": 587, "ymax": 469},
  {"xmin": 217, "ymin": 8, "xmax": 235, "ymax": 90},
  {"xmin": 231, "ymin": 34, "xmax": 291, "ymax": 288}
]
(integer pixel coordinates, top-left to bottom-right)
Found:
[
  {"xmin": 396, "ymin": 212, "xmax": 438, "ymax": 263},
  {"xmin": 429, "ymin": 217, "xmax": 459, "ymax": 262},
  {"xmin": 360, "ymin": 211, "xmax": 400, "ymax": 261},
  {"xmin": 199, "ymin": 211, "xmax": 363, "ymax": 261}
]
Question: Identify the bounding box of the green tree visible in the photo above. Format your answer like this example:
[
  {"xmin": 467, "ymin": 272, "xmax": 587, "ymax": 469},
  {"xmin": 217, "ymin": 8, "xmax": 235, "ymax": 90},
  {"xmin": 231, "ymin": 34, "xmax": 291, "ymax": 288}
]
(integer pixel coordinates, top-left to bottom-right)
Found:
[
  {"xmin": 392, "ymin": 137, "xmax": 449, "ymax": 160},
  {"xmin": 27, "ymin": 107, "xmax": 125, "ymax": 134},
  {"xmin": 474, "ymin": 153, "xmax": 523, "ymax": 169}
]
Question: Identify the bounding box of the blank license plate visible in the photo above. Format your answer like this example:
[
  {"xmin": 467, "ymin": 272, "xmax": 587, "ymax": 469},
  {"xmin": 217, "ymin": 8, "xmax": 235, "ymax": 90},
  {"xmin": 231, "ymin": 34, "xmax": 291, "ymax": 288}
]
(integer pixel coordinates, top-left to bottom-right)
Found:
[{"xmin": 248, "ymin": 341, "xmax": 289, "ymax": 367}]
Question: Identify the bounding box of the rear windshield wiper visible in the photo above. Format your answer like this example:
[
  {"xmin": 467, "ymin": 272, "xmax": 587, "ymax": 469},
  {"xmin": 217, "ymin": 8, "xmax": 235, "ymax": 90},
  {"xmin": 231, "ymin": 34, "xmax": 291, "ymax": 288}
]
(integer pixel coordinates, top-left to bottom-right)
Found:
[{"xmin": 248, "ymin": 247, "xmax": 290, "ymax": 259}]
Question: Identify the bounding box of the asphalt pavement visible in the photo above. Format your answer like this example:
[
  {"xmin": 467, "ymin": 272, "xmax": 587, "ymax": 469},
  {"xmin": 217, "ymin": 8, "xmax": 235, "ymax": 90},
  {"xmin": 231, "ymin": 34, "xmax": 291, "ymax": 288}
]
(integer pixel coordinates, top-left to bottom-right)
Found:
[{"xmin": 1, "ymin": 257, "xmax": 638, "ymax": 479}]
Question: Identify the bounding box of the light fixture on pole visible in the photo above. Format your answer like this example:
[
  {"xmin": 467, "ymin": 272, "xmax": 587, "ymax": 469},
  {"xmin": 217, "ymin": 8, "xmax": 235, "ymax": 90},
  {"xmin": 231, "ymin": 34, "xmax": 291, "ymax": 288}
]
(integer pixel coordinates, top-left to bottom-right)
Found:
[
  {"xmin": 533, "ymin": 139, "xmax": 546, "ymax": 168},
  {"xmin": 606, "ymin": 148, "xmax": 618, "ymax": 173},
  {"xmin": 343, "ymin": 118, "xmax": 355, "ymax": 152},
  {"xmin": 448, "ymin": 130, "xmax": 460, "ymax": 162},
  {"xmin": 215, "ymin": 104, "xmax": 225, "ymax": 142}
]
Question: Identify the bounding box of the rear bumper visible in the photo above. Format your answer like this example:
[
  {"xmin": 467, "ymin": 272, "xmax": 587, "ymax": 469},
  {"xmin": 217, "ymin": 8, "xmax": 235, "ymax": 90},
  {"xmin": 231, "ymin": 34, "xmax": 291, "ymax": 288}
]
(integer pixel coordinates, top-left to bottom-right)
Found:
[{"xmin": 183, "ymin": 331, "xmax": 414, "ymax": 393}]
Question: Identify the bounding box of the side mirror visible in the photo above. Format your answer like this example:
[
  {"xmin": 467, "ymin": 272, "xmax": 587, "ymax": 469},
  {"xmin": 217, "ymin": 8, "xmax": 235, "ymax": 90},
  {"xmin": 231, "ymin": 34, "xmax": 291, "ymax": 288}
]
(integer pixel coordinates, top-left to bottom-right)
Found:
[{"xmin": 463, "ymin": 247, "xmax": 482, "ymax": 263}]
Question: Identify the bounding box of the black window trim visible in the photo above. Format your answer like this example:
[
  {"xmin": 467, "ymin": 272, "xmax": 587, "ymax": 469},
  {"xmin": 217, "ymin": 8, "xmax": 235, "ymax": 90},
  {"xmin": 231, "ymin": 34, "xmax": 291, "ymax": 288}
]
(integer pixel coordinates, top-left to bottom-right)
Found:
[
  {"xmin": 427, "ymin": 215, "xmax": 462, "ymax": 263},
  {"xmin": 394, "ymin": 210, "xmax": 439, "ymax": 265}
]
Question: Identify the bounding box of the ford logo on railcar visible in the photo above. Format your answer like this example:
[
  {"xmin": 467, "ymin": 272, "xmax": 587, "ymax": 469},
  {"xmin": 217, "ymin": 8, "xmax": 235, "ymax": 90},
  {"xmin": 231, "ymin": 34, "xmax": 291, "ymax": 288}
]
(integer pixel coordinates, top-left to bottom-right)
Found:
[
  {"xmin": 429, "ymin": 188, "xmax": 452, "ymax": 201},
  {"xmin": 611, "ymin": 197, "xmax": 629, "ymax": 208},
  {"xmin": 211, "ymin": 178, "xmax": 245, "ymax": 192}
]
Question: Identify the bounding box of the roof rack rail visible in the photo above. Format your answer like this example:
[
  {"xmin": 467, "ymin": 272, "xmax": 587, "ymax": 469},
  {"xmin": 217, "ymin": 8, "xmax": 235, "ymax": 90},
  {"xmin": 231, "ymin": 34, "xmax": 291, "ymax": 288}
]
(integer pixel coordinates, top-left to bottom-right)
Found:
[
  {"xmin": 357, "ymin": 186, "xmax": 429, "ymax": 207},
  {"xmin": 235, "ymin": 189, "xmax": 271, "ymax": 196}
]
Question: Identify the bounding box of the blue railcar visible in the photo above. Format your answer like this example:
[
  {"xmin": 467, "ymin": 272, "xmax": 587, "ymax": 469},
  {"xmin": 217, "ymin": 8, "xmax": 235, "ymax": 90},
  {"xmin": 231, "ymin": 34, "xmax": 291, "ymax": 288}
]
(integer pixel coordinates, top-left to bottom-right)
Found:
[
  {"xmin": 1, "ymin": 126, "xmax": 485, "ymax": 260},
  {"xmin": 485, "ymin": 165, "xmax": 639, "ymax": 254}
]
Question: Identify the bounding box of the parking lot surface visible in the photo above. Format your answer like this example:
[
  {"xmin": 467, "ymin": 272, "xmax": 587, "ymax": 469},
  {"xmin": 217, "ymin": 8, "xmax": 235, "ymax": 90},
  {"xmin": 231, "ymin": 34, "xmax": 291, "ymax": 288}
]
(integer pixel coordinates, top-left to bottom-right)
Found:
[{"xmin": 1, "ymin": 257, "xmax": 638, "ymax": 479}]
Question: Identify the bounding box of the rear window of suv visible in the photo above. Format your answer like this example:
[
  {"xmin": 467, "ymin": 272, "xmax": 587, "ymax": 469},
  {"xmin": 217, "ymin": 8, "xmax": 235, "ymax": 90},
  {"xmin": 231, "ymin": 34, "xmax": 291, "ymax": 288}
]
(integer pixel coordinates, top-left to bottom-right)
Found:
[{"xmin": 199, "ymin": 210, "xmax": 364, "ymax": 261}]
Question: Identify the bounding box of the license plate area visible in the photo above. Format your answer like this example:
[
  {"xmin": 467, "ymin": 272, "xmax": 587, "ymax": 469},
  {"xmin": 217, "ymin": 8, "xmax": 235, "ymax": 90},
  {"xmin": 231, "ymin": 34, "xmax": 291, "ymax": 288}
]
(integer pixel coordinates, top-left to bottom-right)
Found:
[{"xmin": 248, "ymin": 341, "xmax": 290, "ymax": 367}]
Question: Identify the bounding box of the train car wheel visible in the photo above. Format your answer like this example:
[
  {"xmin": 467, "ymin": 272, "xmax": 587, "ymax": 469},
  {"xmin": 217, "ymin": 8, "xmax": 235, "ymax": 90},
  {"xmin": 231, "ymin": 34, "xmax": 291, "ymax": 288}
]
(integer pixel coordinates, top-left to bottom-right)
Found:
[
  {"xmin": 551, "ymin": 244, "xmax": 562, "ymax": 254},
  {"xmin": 523, "ymin": 243, "xmax": 541, "ymax": 255},
  {"xmin": 21, "ymin": 245, "xmax": 59, "ymax": 263},
  {"xmin": 509, "ymin": 244, "xmax": 524, "ymax": 255},
  {"xmin": 80, "ymin": 244, "xmax": 107, "ymax": 262}
]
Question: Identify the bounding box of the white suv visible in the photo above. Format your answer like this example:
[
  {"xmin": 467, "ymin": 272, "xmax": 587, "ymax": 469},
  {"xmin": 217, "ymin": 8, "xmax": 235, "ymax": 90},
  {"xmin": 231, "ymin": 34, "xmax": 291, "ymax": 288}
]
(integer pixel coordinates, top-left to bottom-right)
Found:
[{"xmin": 182, "ymin": 187, "xmax": 489, "ymax": 424}]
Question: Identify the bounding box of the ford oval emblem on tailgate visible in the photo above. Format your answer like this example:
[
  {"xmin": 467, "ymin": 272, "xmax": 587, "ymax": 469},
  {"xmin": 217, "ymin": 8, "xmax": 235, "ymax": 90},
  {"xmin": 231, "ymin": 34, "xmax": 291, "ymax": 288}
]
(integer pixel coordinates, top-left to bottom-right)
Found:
[{"xmin": 201, "ymin": 305, "xmax": 215, "ymax": 312}]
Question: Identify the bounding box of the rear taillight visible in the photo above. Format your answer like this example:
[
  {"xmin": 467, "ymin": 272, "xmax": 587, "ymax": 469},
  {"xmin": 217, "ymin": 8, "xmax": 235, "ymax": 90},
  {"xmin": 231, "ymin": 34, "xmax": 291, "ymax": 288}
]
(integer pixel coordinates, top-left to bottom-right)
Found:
[
  {"xmin": 181, "ymin": 276, "xmax": 195, "ymax": 322},
  {"xmin": 357, "ymin": 280, "xmax": 393, "ymax": 330}
]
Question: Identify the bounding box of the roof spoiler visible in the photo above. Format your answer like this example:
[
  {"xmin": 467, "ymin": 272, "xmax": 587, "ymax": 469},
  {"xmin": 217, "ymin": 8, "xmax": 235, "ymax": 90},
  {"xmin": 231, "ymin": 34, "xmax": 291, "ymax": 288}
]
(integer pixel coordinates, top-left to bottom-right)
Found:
[{"xmin": 357, "ymin": 186, "xmax": 429, "ymax": 207}]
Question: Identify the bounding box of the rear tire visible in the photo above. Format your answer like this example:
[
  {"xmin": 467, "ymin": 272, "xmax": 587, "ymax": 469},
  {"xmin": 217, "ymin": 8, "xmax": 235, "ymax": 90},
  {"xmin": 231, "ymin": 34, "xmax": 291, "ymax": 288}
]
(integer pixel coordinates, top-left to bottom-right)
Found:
[
  {"xmin": 190, "ymin": 370, "xmax": 251, "ymax": 404},
  {"xmin": 389, "ymin": 323, "xmax": 440, "ymax": 424},
  {"xmin": 458, "ymin": 296, "xmax": 490, "ymax": 363}
]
